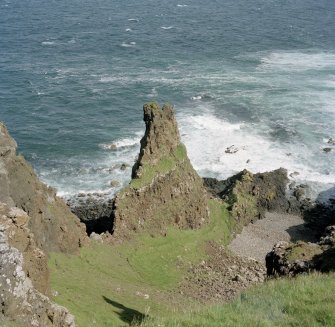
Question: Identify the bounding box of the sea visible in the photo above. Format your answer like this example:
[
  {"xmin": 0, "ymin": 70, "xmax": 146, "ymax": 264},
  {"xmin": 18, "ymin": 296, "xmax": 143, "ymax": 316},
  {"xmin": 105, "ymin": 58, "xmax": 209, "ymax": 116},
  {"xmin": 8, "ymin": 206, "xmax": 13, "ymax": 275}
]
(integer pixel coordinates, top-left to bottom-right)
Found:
[{"xmin": 1, "ymin": 0, "xmax": 335, "ymax": 202}]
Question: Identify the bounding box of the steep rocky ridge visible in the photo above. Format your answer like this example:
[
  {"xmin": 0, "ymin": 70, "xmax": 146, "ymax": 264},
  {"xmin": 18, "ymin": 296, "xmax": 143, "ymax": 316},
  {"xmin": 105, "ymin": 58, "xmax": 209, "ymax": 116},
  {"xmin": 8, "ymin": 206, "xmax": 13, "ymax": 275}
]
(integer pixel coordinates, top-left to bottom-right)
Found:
[
  {"xmin": 0, "ymin": 122, "xmax": 87, "ymax": 254},
  {"xmin": 111, "ymin": 103, "xmax": 209, "ymax": 241},
  {"xmin": 0, "ymin": 122, "xmax": 89, "ymax": 325}
]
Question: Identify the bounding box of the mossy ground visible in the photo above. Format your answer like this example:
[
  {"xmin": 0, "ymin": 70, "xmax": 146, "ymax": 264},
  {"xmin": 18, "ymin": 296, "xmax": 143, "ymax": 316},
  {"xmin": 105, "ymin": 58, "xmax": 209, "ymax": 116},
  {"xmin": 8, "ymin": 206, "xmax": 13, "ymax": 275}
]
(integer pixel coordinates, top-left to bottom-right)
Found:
[
  {"xmin": 286, "ymin": 241, "xmax": 323, "ymax": 262},
  {"xmin": 48, "ymin": 200, "xmax": 231, "ymax": 327},
  {"xmin": 129, "ymin": 144, "xmax": 187, "ymax": 190},
  {"xmin": 136, "ymin": 272, "xmax": 335, "ymax": 327}
]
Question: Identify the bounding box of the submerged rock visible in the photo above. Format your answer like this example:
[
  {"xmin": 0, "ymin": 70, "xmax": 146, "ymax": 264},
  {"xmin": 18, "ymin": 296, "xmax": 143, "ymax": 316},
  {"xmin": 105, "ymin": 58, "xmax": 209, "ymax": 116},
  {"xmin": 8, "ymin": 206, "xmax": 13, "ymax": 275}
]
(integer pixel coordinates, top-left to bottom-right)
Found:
[
  {"xmin": 323, "ymin": 147, "xmax": 332, "ymax": 153},
  {"xmin": 112, "ymin": 103, "xmax": 209, "ymax": 241}
]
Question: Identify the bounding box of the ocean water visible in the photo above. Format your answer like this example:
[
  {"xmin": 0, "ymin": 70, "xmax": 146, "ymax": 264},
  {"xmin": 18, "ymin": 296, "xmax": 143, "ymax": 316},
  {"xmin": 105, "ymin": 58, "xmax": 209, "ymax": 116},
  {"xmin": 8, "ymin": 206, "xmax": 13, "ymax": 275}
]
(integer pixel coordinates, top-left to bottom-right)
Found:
[{"xmin": 1, "ymin": 0, "xmax": 335, "ymax": 200}]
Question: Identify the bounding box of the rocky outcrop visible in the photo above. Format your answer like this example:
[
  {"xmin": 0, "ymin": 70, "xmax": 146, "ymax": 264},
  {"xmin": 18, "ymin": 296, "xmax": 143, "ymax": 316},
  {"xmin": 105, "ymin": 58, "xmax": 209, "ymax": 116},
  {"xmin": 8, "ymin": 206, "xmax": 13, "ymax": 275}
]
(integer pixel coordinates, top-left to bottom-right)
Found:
[
  {"xmin": 112, "ymin": 103, "xmax": 209, "ymax": 241},
  {"xmin": 0, "ymin": 203, "xmax": 75, "ymax": 327},
  {"xmin": 204, "ymin": 168, "xmax": 300, "ymax": 230},
  {"xmin": 266, "ymin": 225, "xmax": 335, "ymax": 276},
  {"xmin": 68, "ymin": 195, "xmax": 114, "ymax": 235},
  {"xmin": 0, "ymin": 122, "xmax": 88, "ymax": 254}
]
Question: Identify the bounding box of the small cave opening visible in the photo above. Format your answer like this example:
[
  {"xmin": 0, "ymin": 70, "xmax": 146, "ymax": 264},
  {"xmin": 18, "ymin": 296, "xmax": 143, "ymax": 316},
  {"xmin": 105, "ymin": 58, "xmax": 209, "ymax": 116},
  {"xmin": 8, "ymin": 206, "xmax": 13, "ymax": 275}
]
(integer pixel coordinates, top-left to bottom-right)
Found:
[{"xmin": 67, "ymin": 196, "xmax": 116, "ymax": 236}]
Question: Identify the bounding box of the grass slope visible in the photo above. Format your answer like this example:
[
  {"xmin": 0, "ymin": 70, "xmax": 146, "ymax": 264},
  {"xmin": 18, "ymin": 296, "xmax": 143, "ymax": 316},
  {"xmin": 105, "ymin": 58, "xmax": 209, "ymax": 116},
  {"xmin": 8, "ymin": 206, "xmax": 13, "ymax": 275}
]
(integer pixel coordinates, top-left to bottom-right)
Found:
[
  {"xmin": 137, "ymin": 272, "xmax": 335, "ymax": 327},
  {"xmin": 48, "ymin": 200, "xmax": 231, "ymax": 327}
]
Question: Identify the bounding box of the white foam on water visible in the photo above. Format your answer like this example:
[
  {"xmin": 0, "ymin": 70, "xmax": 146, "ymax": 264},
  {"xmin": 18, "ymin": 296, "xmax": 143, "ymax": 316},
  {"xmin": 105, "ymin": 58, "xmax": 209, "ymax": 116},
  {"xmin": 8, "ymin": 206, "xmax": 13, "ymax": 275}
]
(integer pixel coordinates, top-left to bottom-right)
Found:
[
  {"xmin": 259, "ymin": 51, "xmax": 335, "ymax": 72},
  {"xmin": 121, "ymin": 42, "xmax": 136, "ymax": 47},
  {"xmin": 125, "ymin": 28, "xmax": 132, "ymax": 32},
  {"xmin": 147, "ymin": 87, "xmax": 158, "ymax": 98},
  {"xmin": 177, "ymin": 110, "xmax": 335, "ymax": 196},
  {"xmin": 100, "ymin": 134, "xmax": 142, "ymax": 150},
  {"xmin": 177, "ymin": 4, "xmax": 188, "ymax": 7},
  {"xmin": 128, "ymin": 18, "xmax": 139, "ymax": 22},
  {"xmin": 41, "ymin": 41, "xmax": 55, "ymax": 45},
  {"xmin": 161, "ymin": 26, "xmax": 174, "ymax": 30}
]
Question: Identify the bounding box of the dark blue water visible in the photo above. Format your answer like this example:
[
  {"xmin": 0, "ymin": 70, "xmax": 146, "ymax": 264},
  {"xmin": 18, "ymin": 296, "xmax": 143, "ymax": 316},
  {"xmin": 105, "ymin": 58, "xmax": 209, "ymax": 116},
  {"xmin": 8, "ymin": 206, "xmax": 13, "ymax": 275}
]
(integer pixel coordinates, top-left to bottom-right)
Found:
[{"xmin": 1, "ymin": 0, "xmax": 335, "ymax": 198}]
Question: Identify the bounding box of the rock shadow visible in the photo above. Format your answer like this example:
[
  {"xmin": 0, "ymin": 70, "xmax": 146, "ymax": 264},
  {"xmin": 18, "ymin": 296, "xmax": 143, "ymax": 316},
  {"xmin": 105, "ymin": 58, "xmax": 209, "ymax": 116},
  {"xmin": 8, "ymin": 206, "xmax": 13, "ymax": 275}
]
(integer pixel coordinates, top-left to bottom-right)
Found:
[
  {"xmin": 285, "ymin": 224, "xmax": 318, "ymax": 243},
  {"xmin": 313, "ymin": 247, "xmax": 335, "ymax": 272},
  {"xmin": 301, "ymin": 185, "xmax": 335, "ymax": 238},
  {"xmin": 102, "ymin": 296, "xmax": 146, "ymax": 325}
]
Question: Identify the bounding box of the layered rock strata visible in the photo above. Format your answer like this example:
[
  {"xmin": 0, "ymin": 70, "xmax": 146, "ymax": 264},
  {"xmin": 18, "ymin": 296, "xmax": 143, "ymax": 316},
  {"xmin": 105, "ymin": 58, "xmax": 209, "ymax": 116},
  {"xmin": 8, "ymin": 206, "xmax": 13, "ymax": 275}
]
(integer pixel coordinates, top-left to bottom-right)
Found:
[{"xmin": 112, "ymin": 103, "xmax": 209, "ymax": 240}]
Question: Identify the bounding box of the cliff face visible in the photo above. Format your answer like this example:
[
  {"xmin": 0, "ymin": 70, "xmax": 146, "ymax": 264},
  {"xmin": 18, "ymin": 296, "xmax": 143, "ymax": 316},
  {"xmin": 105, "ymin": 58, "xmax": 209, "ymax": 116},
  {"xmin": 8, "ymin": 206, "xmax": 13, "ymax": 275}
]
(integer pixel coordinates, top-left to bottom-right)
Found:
[
  {"xmin": 0, "ymin": 122, "xmax": 88, "ymax": 254},
  {"xmin": 0, "ymin": 122, "xmax": 90, "ymax": 325},
  {"xmin": 112, "ymin": 103, "xmax": 209, "ymax": 240},
  {"xmin": 0, "ymin": 203, "xmax": 75, "ymax": 327}
]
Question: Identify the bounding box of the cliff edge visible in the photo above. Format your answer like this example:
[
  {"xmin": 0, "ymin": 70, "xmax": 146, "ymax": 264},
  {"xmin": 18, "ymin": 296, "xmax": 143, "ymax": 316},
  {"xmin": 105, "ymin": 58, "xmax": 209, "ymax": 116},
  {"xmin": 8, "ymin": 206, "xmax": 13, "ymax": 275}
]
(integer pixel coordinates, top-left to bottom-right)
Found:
[{"xmin": 0, "ymin": 122, "xmax": 87, "ymax": 254}]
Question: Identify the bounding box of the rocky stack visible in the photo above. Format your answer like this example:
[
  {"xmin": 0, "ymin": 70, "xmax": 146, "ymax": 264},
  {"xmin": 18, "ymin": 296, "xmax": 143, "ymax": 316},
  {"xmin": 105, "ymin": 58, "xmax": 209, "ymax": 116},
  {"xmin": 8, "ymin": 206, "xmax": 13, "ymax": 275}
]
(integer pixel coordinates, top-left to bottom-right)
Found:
[{"xmin": 112, "ymin": 103, "xmax": 209, "ymax": 240}]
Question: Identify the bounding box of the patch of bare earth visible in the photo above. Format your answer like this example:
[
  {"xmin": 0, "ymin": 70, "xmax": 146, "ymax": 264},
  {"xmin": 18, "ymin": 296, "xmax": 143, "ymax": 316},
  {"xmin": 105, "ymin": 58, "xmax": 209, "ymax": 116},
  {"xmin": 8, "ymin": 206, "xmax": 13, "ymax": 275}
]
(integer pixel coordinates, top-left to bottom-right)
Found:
[
  {"xmin": 229, "ymin": 212, "xmax": 317, "ymax": 263},
  {"xmin": 179, "ymin": 241, "xmax": 266, "ymax": 303}
]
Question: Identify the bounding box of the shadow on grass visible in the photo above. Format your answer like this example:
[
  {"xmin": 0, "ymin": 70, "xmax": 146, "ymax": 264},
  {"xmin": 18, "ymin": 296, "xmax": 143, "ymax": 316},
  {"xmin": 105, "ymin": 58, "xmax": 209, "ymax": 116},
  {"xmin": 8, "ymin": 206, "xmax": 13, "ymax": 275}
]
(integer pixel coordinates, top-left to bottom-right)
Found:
[{"xmin": 102, "ymin": 296, "xmax": 147, "ymax": 325}]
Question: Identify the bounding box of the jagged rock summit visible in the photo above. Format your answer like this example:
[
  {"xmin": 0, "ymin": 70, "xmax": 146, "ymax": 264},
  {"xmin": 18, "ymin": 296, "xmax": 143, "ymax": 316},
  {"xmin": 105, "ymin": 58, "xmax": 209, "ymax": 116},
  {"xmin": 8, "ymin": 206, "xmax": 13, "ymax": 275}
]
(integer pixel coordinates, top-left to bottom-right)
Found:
[
  {"xmin": 112, "ymin": 103, "xmax": 209, "ymax": 240},
  {"xmin": 132, "ymin": 102, "xmax": 181, "ymax": 178}
]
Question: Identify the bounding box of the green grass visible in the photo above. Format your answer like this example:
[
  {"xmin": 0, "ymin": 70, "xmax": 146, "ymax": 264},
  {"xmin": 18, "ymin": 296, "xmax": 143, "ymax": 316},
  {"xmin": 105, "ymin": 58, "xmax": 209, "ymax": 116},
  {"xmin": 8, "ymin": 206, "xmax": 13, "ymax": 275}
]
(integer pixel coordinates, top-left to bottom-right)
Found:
[
  {"xmin": 136, "ymin": 272, "xmax": 335, "ymax": 327},
  {"xmin": 0, "ymin": 320, "xmax": 24, "ymax": 327},
  {"xmin": 48, "ymin": 199, "xmax": 231, "ymax": 327},
  {"xmin": 49, "ymin": 199, "xmax": 335, "ymax": 327},
  {"xmin": 130, "ymin": 144, "xmax": 187, "ymax": 190}
]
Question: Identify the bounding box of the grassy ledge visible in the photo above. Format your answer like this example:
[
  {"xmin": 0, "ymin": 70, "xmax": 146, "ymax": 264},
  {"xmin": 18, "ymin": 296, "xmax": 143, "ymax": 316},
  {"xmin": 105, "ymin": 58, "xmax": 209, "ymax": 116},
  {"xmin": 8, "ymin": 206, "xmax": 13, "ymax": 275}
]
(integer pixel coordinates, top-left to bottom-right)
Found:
[{"xmin": 130, "ymin": 144, "xmax": 187, "ymax": 190}]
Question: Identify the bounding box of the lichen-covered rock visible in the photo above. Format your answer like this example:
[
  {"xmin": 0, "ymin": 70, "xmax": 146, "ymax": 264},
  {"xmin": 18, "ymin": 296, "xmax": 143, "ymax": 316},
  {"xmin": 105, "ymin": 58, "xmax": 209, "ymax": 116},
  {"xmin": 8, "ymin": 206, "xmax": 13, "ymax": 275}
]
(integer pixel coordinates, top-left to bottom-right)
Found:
[
  {"xmin": 112, "ymin": 103, "xmax": 209, "ymax": 241},
  {"xmin": 265, "ymin": 241, "xmax": 323, "ymax": 276},
  {"xmin": 1, "ymin": 205, "xmax": 49, "ymax": 295},
  {"xmin": 204, "ymin": 168, "xmax": 300, "ymax": 231},
  {"xmin": 0, "ymin": 122, "xmax": 88, "ymax": 254},
  {"xmin": 0, "ymin": 203, "xmax": 76, "ymax": 326}
]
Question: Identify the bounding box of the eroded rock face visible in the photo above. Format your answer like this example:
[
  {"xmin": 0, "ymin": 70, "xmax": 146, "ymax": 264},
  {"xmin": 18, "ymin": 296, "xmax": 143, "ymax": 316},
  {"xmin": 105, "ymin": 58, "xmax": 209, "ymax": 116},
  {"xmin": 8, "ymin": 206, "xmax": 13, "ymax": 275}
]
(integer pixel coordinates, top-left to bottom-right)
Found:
[
  {"xmin": 112, "ymin": 103, "xmax": 209, "ymax": 241},
  {"xmin": 266, "ymin": 226, "xmax": 335, "ymax": 277},
  {"xmin": 0, "ymin": 122, "xmax": 88, "ymax": 254},
  {"xmin": 0, "ymin": 203, "xmax": 75, "ymax": 326},
  {"xmin": 204, "ymin": 168, "xmax": 300, "ymax": 230}
]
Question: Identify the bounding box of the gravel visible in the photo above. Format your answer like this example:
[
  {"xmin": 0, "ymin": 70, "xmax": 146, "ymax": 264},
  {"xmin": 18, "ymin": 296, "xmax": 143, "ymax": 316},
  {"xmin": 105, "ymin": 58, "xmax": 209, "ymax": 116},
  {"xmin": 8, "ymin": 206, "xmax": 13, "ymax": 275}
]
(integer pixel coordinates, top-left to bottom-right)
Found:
[{"xmin": 229, "ymin": 212, "xmax": 317, "ymax": 263}]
